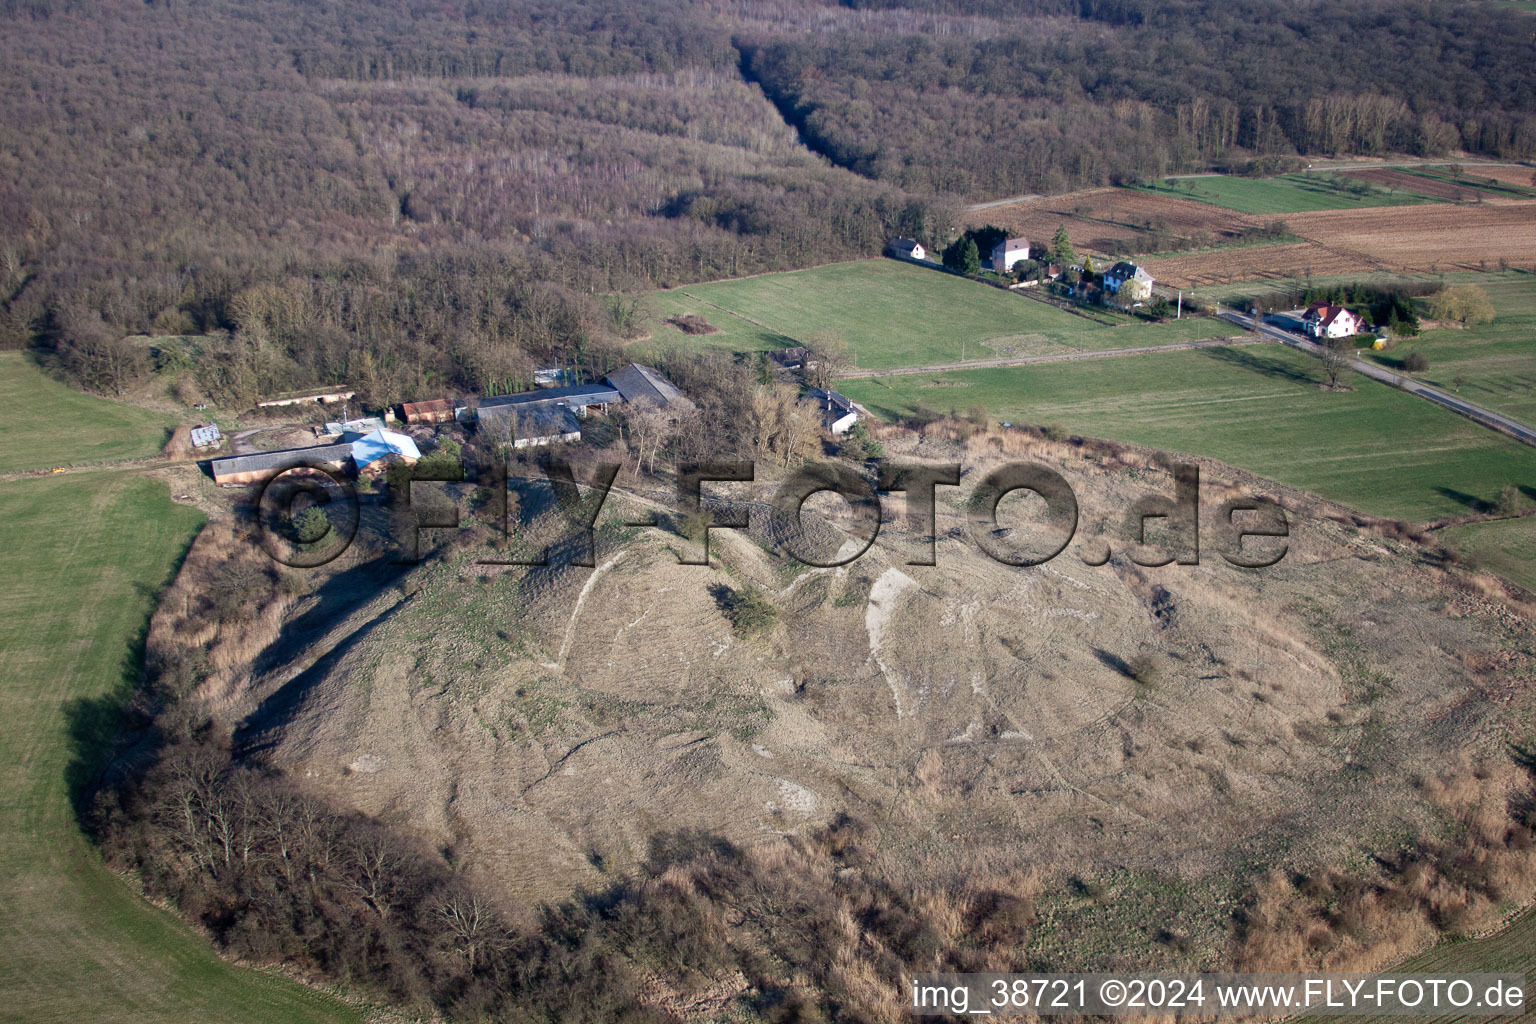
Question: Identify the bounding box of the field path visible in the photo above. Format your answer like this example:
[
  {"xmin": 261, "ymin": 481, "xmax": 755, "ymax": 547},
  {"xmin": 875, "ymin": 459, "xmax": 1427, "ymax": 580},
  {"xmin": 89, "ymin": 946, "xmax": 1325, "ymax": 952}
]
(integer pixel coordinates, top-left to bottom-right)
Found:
[{"xmin": 838, "ymin": 333, "xmax": 1260, "ymax": 379}]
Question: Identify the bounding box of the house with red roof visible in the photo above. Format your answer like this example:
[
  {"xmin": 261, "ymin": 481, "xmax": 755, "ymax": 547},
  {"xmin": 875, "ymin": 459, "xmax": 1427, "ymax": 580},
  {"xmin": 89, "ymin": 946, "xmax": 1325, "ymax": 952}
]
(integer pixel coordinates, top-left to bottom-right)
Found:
[{"xmin": 1302, "ymin": 302, "xmax": 1363, "ymax": 340}]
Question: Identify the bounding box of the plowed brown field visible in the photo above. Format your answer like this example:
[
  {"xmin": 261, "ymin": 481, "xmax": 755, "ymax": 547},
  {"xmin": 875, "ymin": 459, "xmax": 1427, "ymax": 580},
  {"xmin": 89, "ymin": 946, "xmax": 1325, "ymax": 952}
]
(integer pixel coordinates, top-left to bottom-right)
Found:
[
  {"xmin": 1140, "ymin": 241, "xmax": 1380, "ymax": 289},
  {"xmin": 1142, "ymin": 201, "xmax": 1536, "ymax": 285},
  {"xmin": 1283, "ymin": 201, "xmax": 1536, "ymax": 271},
  {"xmin": 965, "ymin": 187, "xmax": 1253, "ymax": 256},
  {"xmin": 1340, "ymin": 168, "xmax": 1476, "ymax": 202}
]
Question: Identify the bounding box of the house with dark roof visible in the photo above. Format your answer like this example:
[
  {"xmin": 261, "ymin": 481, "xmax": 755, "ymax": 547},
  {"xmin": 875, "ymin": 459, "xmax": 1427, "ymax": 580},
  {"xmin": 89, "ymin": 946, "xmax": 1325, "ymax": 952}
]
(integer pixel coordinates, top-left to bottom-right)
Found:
[
  {"xmin": 805, "ymin": 388, "xmax": 859, "ymax": 435},
  {"xmin": 886, "ymin": 237, "xmax": 926, "ymax": 261},
  {"xmin": 1302, "ymin": 302, "xmax": 1363, "ymax": 340},
  {"xmin": 209, "ymin": 443, "xmax": 353, "ymax": 486},
  {"xmin": 1103, "ymin": 261, "xmax": 1154, "ymax": 300},
  {"xmin": 767, "ymin": 347, "xmax": 809, "ymax": 370},
  {"xmin": 603, "ymin": 364, "xmax": 691, "ymax": 411}
]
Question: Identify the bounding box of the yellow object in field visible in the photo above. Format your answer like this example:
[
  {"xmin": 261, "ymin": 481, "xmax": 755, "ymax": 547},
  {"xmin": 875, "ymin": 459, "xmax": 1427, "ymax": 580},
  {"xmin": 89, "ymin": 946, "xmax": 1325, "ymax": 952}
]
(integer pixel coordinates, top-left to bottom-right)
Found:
[
  {"xmin": 1372, "ymin": 339, "xmax": 1386, "ymax": 350},
  {"xmin": 50, "ymin": 467, "xmax": 65, "ymax": 473}
]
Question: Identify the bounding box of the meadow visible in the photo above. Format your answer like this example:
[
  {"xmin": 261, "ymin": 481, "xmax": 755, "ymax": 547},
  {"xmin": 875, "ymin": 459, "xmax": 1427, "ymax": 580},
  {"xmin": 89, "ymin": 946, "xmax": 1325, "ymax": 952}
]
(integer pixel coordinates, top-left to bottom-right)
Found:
[
  {"xmin": 839, "ymin": 344, "xmax": 1536, "ymax": 522},
  {"xmin": 1365, "ymin": 276, "xmax": 1536, "ymax": 427},
  {"xmin": 650, "ymin": 259, "xmax": 1237, "ymax": 369},
  {"xmin": 0, "ymin": 355, "xmax": 359, "ymax": 1022},
  {"xmin": 1138, "ymin": 173, "xmax": 1436, "ymax": 214},
  {"xmin": 0, "ymin": 351, "xmax": 177, "ymax": 473},
  {"xmin": 1440, "ymin": 517, "xmax": 1536, "ymax": 592}
]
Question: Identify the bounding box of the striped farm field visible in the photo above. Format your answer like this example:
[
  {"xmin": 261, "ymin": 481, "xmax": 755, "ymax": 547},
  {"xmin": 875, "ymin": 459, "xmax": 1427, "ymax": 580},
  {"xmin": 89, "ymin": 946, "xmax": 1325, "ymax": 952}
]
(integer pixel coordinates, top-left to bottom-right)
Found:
[{"xmin": 840, "ymin": 343, "xmax": 1536, "ymax": 522}]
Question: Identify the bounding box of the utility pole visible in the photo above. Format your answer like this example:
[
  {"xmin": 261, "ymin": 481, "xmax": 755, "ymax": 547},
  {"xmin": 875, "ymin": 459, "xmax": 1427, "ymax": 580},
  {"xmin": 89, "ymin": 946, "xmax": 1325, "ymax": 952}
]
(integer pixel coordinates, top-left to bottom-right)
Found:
[{"xmin": 1177, "ymin": 291, "xmax": 1182, "ymax": 319}]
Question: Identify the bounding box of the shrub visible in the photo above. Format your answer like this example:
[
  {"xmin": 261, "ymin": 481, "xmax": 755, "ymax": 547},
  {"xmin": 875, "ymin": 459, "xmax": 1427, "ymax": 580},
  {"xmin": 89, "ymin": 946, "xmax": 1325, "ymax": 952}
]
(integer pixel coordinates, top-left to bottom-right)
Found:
[
  {"xmin": 719, "ymin": 585, "xmax": 777, "ymax": 637},
  {"xmin": 1404, "ymin": 351, "xmax": 1430, "ymax": 373}
]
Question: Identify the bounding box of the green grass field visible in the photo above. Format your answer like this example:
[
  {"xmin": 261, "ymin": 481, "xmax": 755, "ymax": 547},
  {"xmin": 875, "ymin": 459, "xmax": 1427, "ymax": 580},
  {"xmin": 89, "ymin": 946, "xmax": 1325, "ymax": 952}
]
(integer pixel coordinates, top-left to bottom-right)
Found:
[
  {"xmin": 0, "ymin": 351, "xmax": 177, "ymax": 473},
  {"xmin": 1365, "ymin": 276, "xmax": 1536, "ymax": 428},
  {"xmin": 651, "ymin": 259, "xmax": 1238, "ymax": 369},
  {"xmin": 840, "ymin": 344, "xmax": 1536, "ymax": 521},
  {"xmin": 0, "ymin": 355, "xmax": 359, "ymax": 1022},
  {"xmin": 1140, "ymin": 173, "xmax": 1437, "ymax": 214},
  {"xmin": 1440, "ymin": 516, "xmax": 1536, "ymax": 592}
]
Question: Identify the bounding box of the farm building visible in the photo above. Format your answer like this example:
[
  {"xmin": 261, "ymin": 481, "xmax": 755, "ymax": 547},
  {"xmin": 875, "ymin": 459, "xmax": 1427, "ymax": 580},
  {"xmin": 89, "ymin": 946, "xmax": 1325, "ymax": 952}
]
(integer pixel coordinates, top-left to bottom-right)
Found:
[
  {"xmin": 400, "ymin": 398, "xmax": 456, "ymax": 424},
  {"xmin": 604, "ymin": 364, "xmax": 691, "ymax": 411},
  {"xmin": 209, "ymin": 443, "xmax": 352, "ymax": 486},
  {"xmin": 498, "ymin": 405, "xmax": 583, "ymax": 449},
  {"xmin": 886, "ymin": 237, "xmax": 925, "ymax": 261},
  {"xmin": 318, "ymin": 415, "xmax": 387, "ymax": 440},
  {"xmin": 256, "ymin": 388, "xmax": 355, "ymax": 409},
  {"xmin": 806, "ymin": 388, "xmax": 859, "ymax": 435},
  {"xmin": 189, "ymin": 424, "xmax": 222, "ymax": 449},
  {"xmin": 1302, "ymin": 302, "xmax": 1363, "ymax": 339},
  {"xmin": 473, "ymin": 383, "xmax": 621, "ymax": 431},
  {"xmin": 1103, "ymin": 262, "xmax": 1154, "ymax": 300},
  {"xmin": 768, "ymin": 347, "xmax": 808, "ymax": 370},
  {"xmin": 990, "ymin": 237, "xmax": 1030, "ymax": 272},
  {"xmin": 350, "ymin": 429, "xmax": 422, "ymax": 476}
]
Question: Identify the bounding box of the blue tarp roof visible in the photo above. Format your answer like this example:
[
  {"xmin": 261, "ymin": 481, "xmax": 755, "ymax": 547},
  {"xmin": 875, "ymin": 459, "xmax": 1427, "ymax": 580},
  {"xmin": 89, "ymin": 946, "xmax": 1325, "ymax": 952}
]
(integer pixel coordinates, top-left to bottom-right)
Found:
[{"xmin": 350, "ymin": 428, "xmax": 422, "ymax": 469}]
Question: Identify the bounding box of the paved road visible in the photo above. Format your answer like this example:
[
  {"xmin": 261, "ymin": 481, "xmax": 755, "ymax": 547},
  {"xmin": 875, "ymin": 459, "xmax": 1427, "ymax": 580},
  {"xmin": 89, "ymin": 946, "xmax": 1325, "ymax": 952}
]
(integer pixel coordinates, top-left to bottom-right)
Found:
[
  {"xmin": 1219, "ymin": 311, "xmax": 1536, "ymax": 448},
  {"xmin": 839, "ymin": 334, "xmax": 1259, "ymax": 379}
]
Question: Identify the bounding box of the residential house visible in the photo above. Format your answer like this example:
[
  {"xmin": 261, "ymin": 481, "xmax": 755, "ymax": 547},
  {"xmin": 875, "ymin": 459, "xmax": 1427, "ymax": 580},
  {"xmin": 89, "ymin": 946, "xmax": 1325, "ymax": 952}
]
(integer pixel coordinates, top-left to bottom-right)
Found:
[
  {"xmin": 350, "ymin": 428, "xmax": 422, "ymax": 477},
  {"xmin": 886, "ymin": 237, "xmax": 925, "ymax": 261},
  {"xmin": 806, "ymin": 388, "xmax": 858, "ymax": 435},
  {"xmin": 604, "ymin": 364, "xmax": 692, "ymax": 411},
  {"xmin": 1302, "ymin": 302, "xmax": 1363, "ymax": 339},
  {"xmin": 1103, "ymin": 262, "xmax": 1154, "ymax": 300},
  {"xmin": 209, "ymin": 443, "xmax": 352, "ymax": 486},
  {"xmin": 990, "ymin": 237, "xmax": 1030, "ymax": 273}
]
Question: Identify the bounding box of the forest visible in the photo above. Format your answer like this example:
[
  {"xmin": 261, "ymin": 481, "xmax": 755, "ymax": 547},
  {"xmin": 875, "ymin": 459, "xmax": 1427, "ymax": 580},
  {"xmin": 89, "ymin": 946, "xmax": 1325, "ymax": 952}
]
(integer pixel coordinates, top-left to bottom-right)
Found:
[{"xmin": 2, "ymin": 0, "xmax": 1533, "ymax": 406}]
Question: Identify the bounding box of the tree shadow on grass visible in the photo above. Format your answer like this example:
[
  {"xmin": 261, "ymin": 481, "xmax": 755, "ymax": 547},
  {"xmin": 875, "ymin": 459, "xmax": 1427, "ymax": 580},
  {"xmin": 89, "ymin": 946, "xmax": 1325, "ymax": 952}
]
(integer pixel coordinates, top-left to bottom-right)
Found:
[
  {"xmin": 64, "ymin": 539, "xmax": 201, "ymax": 834},
  {"xmin": 1200, "ymin": 344, "xmax": 1318, "ymax": 385},
  {"xmin": 1435, "ymin": 487, "xmax": 1494, "ymax": 514}
]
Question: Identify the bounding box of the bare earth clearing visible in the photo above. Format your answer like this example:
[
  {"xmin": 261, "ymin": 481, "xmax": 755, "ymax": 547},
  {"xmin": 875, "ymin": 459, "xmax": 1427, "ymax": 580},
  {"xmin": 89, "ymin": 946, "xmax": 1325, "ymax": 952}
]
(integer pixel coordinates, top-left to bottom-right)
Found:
[
  {"xmin": 1141, "ymin": 241, "xmax": 1378, "ymax": 290},
  {"xmin": 963, "ymin": 187, "xmax": 1255, "ymax": 256},
  {"xmin": 170, "ymin": 431, "xmax": 1536, "ymax": 969},
  {"xmin": 1143, "ymin": 202, "xmax": 1536, "ymax": 287}
]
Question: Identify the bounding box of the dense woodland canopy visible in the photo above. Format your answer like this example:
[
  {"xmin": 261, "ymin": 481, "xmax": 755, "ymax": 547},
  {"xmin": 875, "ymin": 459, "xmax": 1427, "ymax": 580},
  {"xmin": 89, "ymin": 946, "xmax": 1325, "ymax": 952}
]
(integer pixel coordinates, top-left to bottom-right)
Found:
[{"xmin": 1, "ymin": 0, "xmax": 1533, "ymax": 402}]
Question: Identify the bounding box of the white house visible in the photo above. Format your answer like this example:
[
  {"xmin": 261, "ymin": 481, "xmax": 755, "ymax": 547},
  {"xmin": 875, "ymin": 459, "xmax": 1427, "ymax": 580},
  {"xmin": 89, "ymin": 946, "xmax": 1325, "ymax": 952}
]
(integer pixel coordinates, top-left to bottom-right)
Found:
[
  {"xmin": 990, "ymin": 237, "xmax": 1030, "ymax": 273},
  {"xmin": 887, "ymin": 237, "xmax": 925, "ymax": 261},
  {"xmin": 807, "ymin": 388, "xmax": 859, "ymax": 435},
  {"xmin": 1103, "ymin": 261, "xmax": 1154, "ymax": 300},
  {"xmin": 1302, "ymin": 302, "xmax": 1362, "ymax": 339}
]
